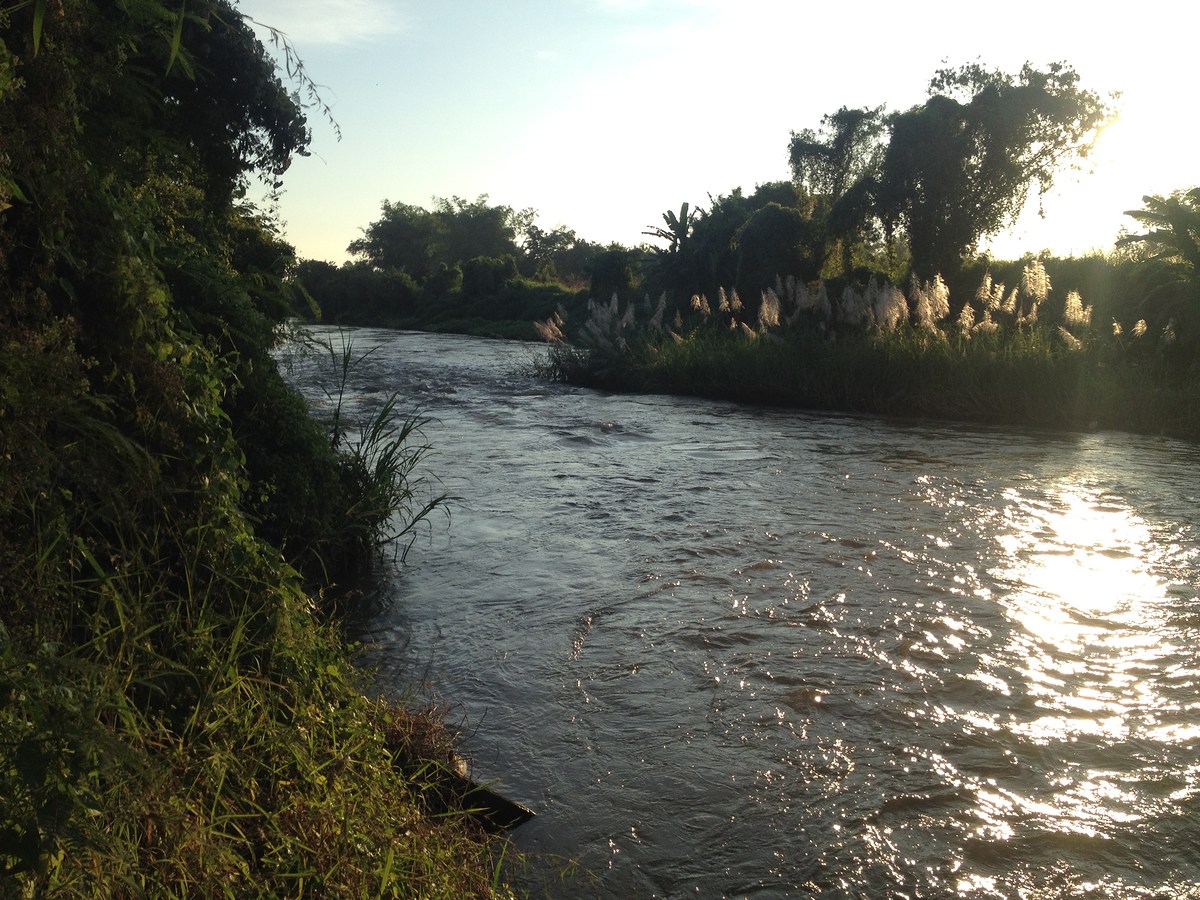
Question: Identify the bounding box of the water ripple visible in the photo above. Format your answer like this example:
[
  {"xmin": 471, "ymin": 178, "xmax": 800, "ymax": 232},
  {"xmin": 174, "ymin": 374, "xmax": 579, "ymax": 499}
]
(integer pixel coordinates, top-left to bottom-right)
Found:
[{"xmin": 286, "ymin": 328, "xmax": 1200, "ymax": 898}]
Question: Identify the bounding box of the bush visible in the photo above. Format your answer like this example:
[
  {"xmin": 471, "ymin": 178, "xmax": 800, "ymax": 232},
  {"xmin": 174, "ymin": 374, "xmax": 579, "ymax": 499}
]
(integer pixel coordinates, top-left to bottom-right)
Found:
[
  {"xmin": 461, "ymin": 254, "xmax": 518, "ymax": 299},
  {"xmin": 299, "ymin": 260, "xmax": 421, "ymax": 324}
]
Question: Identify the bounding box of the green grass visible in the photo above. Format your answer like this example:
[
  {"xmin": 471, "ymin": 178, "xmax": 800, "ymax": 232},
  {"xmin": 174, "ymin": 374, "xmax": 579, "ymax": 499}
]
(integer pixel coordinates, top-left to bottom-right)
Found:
[
  {"xmin": 0, "ymin": 329, "xmax": 516, "ymax": 898},
  {"xmin": 0, "ymin": 493, "xmax": 516, "ymax": 899}
]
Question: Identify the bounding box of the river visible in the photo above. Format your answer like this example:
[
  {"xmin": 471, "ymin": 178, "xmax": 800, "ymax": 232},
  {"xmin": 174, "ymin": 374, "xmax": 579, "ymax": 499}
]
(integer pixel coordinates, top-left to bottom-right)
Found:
[{"xmin": 280, "ymin": 326, "xmax": 1200, "ymax": 899}]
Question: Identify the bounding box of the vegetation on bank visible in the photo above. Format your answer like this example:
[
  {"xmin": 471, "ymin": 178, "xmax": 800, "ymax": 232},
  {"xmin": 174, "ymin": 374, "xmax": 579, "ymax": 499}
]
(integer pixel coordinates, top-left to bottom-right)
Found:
[
  {"xmin": 297, "ymin": 195, "xmax": 613, "ymax": 339},
  {"xmin": 1, "ymin": 3, "xmax": 513, "ymax": 896},
  {"xmin": 299, "ymin": 61, "xmax": 1116, "ymax": 344},
  {"xmin": 292, "ymin": 56, "xmax": 1193, "ymax": 444},
  {"xmin": 298, "ymin": 251, "xmax": 592, "ymax": 341},
  {"xmin": 535, "ymin": 246, "xmax": 1200, "ymax": 442}
]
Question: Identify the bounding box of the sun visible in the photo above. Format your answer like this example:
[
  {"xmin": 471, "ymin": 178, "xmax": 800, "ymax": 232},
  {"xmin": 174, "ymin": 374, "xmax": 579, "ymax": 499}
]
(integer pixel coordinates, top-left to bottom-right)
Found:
[{"xmin": 986, "ymin": 70, "xmax": 1196, "ymax": 261}]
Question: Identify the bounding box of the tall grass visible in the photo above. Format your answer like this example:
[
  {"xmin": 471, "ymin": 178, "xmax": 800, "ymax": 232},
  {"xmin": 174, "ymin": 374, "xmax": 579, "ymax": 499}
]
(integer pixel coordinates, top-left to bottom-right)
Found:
[
  {"xmin": 1, "ymin": 480, "xmax": 515, "ymax": 897},
  {"xmin": 538, "ymin": 263, "xmax": 1199, "ymax": 442},
  {"xmin": 0, "ymin": 331, "xmax": 513, "ymax": 897},
  {"xmin": 256, "ymin": 330, "xmax": 448, "ymax": 605},
  {"xmin": 318, "ymin": 332, "xmax": 447, "ymax": 587}
]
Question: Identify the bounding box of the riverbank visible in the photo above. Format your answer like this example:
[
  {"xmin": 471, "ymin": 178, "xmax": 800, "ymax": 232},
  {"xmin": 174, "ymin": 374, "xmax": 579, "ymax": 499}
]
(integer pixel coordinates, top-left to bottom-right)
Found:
[
  {"xmin": 535, "ymin": 275, "xmax": 1200, "ymax": 444},
  {"xmin": 0, "ymin": 6, "xmax": 516, "ymax": 892},
  {"xmin": 0, "ymin": 338, "xmax": 520, "ymax": 896},
  {"xmin": 545, "ymin": 327, "xmax": 1200, "ymax": 443}
]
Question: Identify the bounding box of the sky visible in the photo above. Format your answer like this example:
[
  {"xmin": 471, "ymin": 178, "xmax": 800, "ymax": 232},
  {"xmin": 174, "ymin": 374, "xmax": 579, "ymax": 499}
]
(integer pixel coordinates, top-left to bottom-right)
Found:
[{"xmin": 236, "ymin": 0, "xmax": 1197, "ymax": 265}]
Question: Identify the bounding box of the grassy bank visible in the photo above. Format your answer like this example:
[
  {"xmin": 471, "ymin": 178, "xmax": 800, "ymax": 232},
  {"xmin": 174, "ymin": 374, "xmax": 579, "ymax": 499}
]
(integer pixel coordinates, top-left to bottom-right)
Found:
[
  {"xmin": 538, "ymin": 270, "xmax": 1200, "ymax": 443},
  {"xmin": 1, "ymin": 548, "xmax": 513, "ymax": 896},
  {"xmin": 0, "ymin": 329, "xmax": 520, "ymax": 897}
]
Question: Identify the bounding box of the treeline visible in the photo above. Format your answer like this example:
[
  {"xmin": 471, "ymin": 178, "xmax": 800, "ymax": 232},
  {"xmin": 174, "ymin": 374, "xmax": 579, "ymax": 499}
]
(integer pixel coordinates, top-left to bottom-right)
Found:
[
  {"xmin": 1, "ymin": 2, "xmax": 508, "ymax": 895},
  {"xmin": 303, "ymin": 58, "xmax": 1197, "ymax": 446},
  {"xmin": 298, "ymin": 194, "xmax": 617, "ymax": 338},
  {"xmin": 301, "ymin": 61, "xmax": 1125, "ymax": 340},
  {"xmin": 522, "ymin": 61, "xmax": 1200, "ymax": 440}
]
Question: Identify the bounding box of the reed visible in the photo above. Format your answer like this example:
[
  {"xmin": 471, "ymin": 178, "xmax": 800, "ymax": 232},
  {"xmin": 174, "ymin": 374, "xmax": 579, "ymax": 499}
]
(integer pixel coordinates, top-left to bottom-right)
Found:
[
  {"xmin": 324, "ymin": 333, "xmax": 447, "ymax": 577},
  {"xmin": 256, "ymin": 330, "xmax": 448, "ymax": 600},
  {"xmin": 538, "ymin": 264, "xmax": 1200, "ymax": 442}
]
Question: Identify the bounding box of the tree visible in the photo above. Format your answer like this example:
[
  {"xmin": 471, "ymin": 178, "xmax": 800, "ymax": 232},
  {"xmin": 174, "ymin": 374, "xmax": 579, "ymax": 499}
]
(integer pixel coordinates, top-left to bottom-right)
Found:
[
  {"xmin": 1116, "ymin": 188, "xmax": 1200, "ymax": 351},
  {"xmin": 430, "ymin": 194, "xmax": 531, "ymax": 267},
  {"xmin": 520, "ymin": 223, "xmax": 576, "ymax": 278},
  {"xmin": 461, "ymin": 254, "xmax": 518, "ymax": 299},
  {"xmin": 735, "ymin": 203, "xmax": 824, "ymax": 310},
  {"xmin": 297, "ymin": 259, "xmax": 419, "ymax": 323},
  {"xmin": 687, "ymin": 190, "xmax": 754, "ymax": 298},
  {"xmin": 1118, "ymin": 188, "xmax": 1200, "ymax": 274},
  {"xmin": 789, "ymin": 105, "xmax": 885, "ymax": 212},
  {"xmin": 588, "ymin": 245, "xmax": 643, "ymax": 301},
  {"xmin": 875, "ymin": 62, "xmax": 1112, "ymax": 278},
  {"xmin": 348, "ymin": 194, "xmax": 531, "ymax": 281},
  {"xmin": 642, "ymin": 202, "xmax": 700, "ymax": 306},
  {"xmin": 682, "ymin": 183, "xmax": 804, "ymax": 300},
  {"xmin": 788, "ymin": 106, "xmax": 887, "ymax": 276},
  {"xmin": 347, "ymin": 201, "xmax": 436, "ymax": 278},
  {"xmin": 1, "ymin": 8, "xmax": 509, "ymax": 894},
  {"xmin": 519, "ymin": 223, "xmax": 603, "ymax": 285}
]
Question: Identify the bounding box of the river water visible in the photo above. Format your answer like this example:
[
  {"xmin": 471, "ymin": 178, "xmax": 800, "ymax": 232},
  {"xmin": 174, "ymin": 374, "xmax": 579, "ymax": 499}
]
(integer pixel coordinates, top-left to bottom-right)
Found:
[{"xmin": 280, "ymin": 326, "xmax": 1200, "ymax": 899}]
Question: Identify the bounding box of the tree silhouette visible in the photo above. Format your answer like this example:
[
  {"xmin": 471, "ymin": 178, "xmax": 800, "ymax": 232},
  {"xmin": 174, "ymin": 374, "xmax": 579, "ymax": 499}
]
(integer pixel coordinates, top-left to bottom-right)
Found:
[{"xmin": 875, "ymin": 62, "xmax": 1112, "ymax": 278}]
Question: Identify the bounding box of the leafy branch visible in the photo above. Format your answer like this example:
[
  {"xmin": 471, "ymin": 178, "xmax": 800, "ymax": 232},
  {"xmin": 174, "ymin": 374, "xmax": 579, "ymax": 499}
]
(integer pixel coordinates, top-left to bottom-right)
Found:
[{"xmin": 235, "ymin": 10, "xmax": 343, "ymax": 143}]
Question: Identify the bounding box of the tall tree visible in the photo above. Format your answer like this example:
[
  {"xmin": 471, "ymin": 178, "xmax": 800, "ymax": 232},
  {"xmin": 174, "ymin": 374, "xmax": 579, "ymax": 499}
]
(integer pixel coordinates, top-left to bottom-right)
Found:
[
  {"xmin": 875, "ymin": 62, "xmax": 1111, "ymax": 278},
  {"xmin": 346, "ymin": 201, "xmax": 436, "ymax": 278},
  {"xmin": 348, "ymin": 194, "xmax": 532, "ymax": 280},
  {"xmin": 430, "ymin": 194, "xmax": 532, "ymax": 267},
  {"xmin": 789, "ymin": 106, "xmax": 888, "ymax": 277},
  {"xmin": 789, "ymin": 105, "xmax": 886, "ymax": 213}
]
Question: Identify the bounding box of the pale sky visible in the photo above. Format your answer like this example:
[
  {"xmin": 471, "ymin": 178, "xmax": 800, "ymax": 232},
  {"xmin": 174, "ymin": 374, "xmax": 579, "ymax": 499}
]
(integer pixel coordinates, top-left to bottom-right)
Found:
[{"xmin": 237, "ymin": 0, "xmax": 1197, "ymax": 265}]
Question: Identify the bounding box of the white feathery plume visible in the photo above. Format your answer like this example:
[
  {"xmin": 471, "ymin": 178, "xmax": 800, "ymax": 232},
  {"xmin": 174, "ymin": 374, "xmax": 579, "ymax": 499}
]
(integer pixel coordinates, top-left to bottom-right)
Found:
[
  {"xmin": 1063, "ymin": 289, "xmax": 1092, "ymax": 329},
  {"xmin": 956, "ymin": 302, "xmax": 976, "ymax": 336},
  {"xmin": 758, "ymin": 287, "xmax": 782, "ymax": 330},
  {"xmin": 874, "ymin": 282, "xmax": 907, "ymax": 332}
]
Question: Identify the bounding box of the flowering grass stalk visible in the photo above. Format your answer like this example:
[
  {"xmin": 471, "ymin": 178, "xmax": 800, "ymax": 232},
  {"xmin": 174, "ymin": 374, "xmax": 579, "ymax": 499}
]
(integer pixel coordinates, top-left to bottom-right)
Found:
[{"xmin": 535, "ymin": 263, "xmax": 1200, "ymax": 441}]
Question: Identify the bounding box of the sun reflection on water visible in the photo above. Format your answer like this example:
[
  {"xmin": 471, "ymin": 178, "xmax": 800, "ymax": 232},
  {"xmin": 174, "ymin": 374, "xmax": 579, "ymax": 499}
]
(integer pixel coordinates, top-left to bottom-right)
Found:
[
  {"xmin": 997, "ymin": 485, "xmax": 1176, "ymax": 686},
  {"xmin": 997, "ymin": 486, "xmax": 1166, "ymax": 650},
  {"xmin": 960, "ymin": 480, "xmax": 1197, "ymax": 860}
]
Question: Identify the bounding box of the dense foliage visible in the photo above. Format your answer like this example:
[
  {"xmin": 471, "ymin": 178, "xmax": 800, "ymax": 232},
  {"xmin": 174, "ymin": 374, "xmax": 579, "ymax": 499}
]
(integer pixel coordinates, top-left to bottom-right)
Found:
[
  {"xmin": 314, "ymin": 61, "xmax": 1110, "ymax": 342},
  {"xmin": 0, "ymin": 2, "xmax": 508, "ymax": 894},
  {"xmin": 289, "ymin": 55, "xmax": 1194, "ymax": 444},
  {"xmin": 875, "ymin": 63, "xmax": 1111, "ymax": 278},
  {"xmin": 303, "ymin": 194, "xmax": 608, "ymax": 337},
  {"xmin": 1116, "ymin": 187, "xmax": 1200, "ymax": 360}
]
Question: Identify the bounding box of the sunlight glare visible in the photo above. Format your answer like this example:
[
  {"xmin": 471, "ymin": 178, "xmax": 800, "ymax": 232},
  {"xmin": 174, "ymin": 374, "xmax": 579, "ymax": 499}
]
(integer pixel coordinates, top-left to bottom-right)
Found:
[
  {"xmin": 992, "ymin": 483, "xmax": 1183, "ymax": 746},
  {"xmin": 998, "ymin": 487, "xmax": 1164, "ymax": 656}
]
